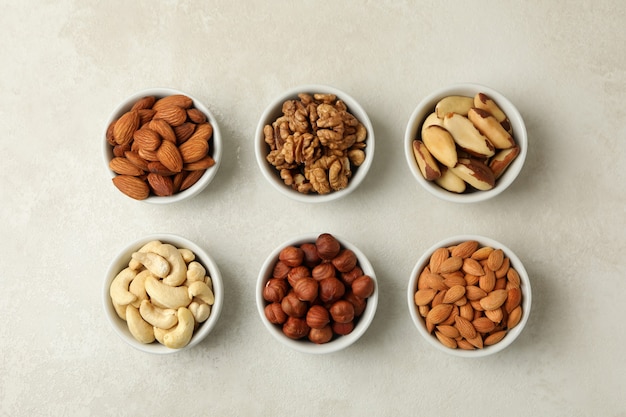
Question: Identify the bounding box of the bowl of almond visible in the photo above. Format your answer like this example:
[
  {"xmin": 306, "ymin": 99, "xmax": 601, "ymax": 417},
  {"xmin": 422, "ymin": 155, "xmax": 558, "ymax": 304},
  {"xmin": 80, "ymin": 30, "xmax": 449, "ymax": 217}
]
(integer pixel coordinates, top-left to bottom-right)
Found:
[
  {"xmin": 407, "ymin": 235, "xmax": 531, "ymax": 357},
  {"xmin": 103, "ymin": 88, "xmax": 222, "ymax": 203},
  {"xmin": 256, "ymin": 232, "xmax": 378, "ymax": 354},
  {"xmin": 405, "ymin": 83, "xmax": 527, "ymax": 203},
  {"xmin": 255, "ymin": 84, "xmax": 375, "ymax": 203}
]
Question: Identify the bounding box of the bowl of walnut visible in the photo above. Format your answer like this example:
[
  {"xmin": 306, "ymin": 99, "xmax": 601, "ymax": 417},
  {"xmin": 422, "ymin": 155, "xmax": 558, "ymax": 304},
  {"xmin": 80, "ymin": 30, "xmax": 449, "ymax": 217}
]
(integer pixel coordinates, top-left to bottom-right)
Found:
[
  {"xmin": 255, "ymin": 84, "xmax": 375, "ymax": 203},
  {"xmin": 407, "ymin": 235, "xmax": 532, "ymax": 357},
  {"xmin": 104, "ymin": 88, "xmax": 222, "ymax": 204},
  {"xmin": 103, "ymin": 233, "xmax": 224, "ymax": 354},
  {"xmin": 404, "ymin": 83, "xmax": 527, "ymax": 203},
  {"xmin": 257, "ymin": 232, "xmax": 378, "ymax": 354}
]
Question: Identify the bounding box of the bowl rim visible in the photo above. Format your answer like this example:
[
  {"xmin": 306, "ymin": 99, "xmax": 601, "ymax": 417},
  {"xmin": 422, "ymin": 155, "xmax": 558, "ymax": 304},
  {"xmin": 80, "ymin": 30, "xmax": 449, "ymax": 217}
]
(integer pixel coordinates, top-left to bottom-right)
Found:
[
  {"xmin": 254, "ymin": 84, "xmax": 375, "ymax": 204},
  {"xmin": 256, "ymin": 232, "xmax": 378, "ymax": 354},
  {"xmin": 103, "ymin": 233, "xmax": 224, "ymax": 354},
  {"xmin": 404, "ymin": 82, "xmax": 527, "ymax": 203},
  {"xmin": 103, "ymin": 87, "xmax": 223, "ymax": 204},
  {"xmin": 407, "ymin": 234, "xmax": 532, "ymax": 357}
]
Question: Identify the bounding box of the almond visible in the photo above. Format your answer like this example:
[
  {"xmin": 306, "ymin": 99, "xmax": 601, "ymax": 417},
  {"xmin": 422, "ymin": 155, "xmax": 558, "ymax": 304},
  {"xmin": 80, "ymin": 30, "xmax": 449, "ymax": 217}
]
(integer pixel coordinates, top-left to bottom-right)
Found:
[
  {"xmin": 479, "ymin": 289, "xmax": 508, "ymax": 311},
  {"xmin": 422, "ymin": 273, "xmax": 447, "ymax": 291},
  {"xmin": 426, "ymin": 303, "xmax": 453, "ymax": 325},
  {"xmin": 130, "ymin": 96, "xmax": 156, "ymax": 111},
  {"xmin": 414, "ymin": 288, "xmax": 437, "ymax": 306},
  {"xmin": 466, "ymin": 334, "xmax": 484, "ymax": 349},
  {"xmin": 436, "ymin": 325, "xmax": 460, "ymax": 339},
  {"xmin": 188, "ymin": 122, "xmax": 213, "ymax": 142},
  {"xmin": 147, "ymin": 161, "xmax": 177, "ymax": 176},
  {"xmin": 459, "ymin": 303, "xmax": 474, "ymax": 321},
  {"xmin": 495, "ymin": 257, "xmax": 510, "ymax": 278},
  {"xmin": 179, "ymin": 138, "xmax": 209, "ymax": 163},
  {"xmin": 495, "ymin": 277, "xmax": 507, "ymax": 290},
  {"xmin": 507, "ymin": 305, "xmax": 523, "ymax": 329},
  {"xmin": 440, "ymin": 305, "xmax": 459, "ymax": 326},
  {"xmin": 435, "ymin": 331, "xmax": 457, "ymax": 349},
  {"xmin": 456, "ymin": 339, "xmax": 476, "ymax": 350},
  {"xmin": 486, "ymin": 248, "xmax": 504, "ymax": 271},
  {"xmin": 429, "ymin": 247, "xmax": 449, "ymax": 274},
  {"xmin": 157, "ymin": 140, "xmax": 183, "ymax": 172},
  {"xmin": 187, "ymin": 108, "xmax": 207, "ymax": 124},
  {"xmin": 451, "ymin": 240, "xmax": 479, "ymax": 259},
  {"xmin": 137, "ymin": 147, "xmax": 160, "ymax": 162},
  {"xmin": 109, "ymin": 157, "xmax": 144, "ymax": 176},
  {"xmin": 147, "ymin": 173, "xmax": 174, "ymax": 196},
  {"xmin": 506, "ymin": 267, "xmax": 521, "ymax": 287},
  {"xmin": 113, "ymin": 144, "xmax": 130, "ymax": 157},
  {"xmin": 133, "ymin": 128, "xmax": 161, "ymax": 151},
  {"xmin": 154, "ymin": 105, "xmax": 187, "ymax": 127},
  {"xmin": 442, "ymin": 272, "xmax": 467, "ymax": 288},
  {"xmin": 113, "ymin": 110, "xmax": 140, "ymax": 145},
  {"xmin": 472, "ymin": 317, "xmax": 496, "ymax": 334},
  {"xmin": 153, "ymin": 94, "xmax": 193, "ymax": 111},
  {"xmin": 106, "ymin": 121, "xmax": 116, "ymax": 146},
  {"xmin": 485, "ymin": 307, "xmax": 504, "ymax": 323},
  {"xmin": 454, "ymin": 316, "xmax": 477, "ymax": 340},
  {"xmin": 438, "ymin": 256, "xmax": 463, "ymax": 274},
  {"xmin": 471, "ymin": 246, "xmax": 494, "ymax": 260},
  {"xmin": 180, "ymin": 169, "xmax": 205, "ymax": 191},
  {"xmin": 184, "ymin": 155, "xmax": 215, "ymax": 171},
  {"xmin": 462, "ymin": 258, "xmax": 485, "ymax": 276},
  {"xmin": 484, "ymin": 330, "xmax": 507, "ymax": 346},
  {"xmin": 479, "ymin": 269, "xmax": 496, "ymax": 293},
  {"xmin": 465, "ymin": 285, "xmax": 488, "ymax": 301},
  {"xmin": 431, "ymin": 289, "xmax": 447, "ymax": 307},
  {"xmin": 137, "ymin": 109, "xmax": 156, "ymax": 126},
  {"xmin": 442, "ymin": 285, "xmax": 465, "ymax": 304},
  {"xmin": 149, "ymin": 118, "xmax": 177, "ymax": 143},
  {"xmin": 124, "ymin": 151, "xmax": 149, "ymax": 171},
  {"xmin": 174, "ymin": 122, "xmax": 196, "ymax": 144},
  {"xmin": 112, "ymin": 175, "xmax": 149, "ymax": 200},
  {"xmin": 505, "ymin": 287, "xmax": 522, "ymax": 313}
]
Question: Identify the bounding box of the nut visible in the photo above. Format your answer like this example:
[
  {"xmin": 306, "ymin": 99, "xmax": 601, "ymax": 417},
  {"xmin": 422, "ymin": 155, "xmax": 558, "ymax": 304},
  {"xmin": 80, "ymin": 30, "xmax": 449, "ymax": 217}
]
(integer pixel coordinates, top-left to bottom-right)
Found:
[
  {"xmin": 279, "ymin": 246, "xmax": 304, "ymax": 267},
  {"xmin": 449, "ymin": 158, "xmax": 495, "ymax": 191},
  {"xmin": 435, "ymin": 95, "xmax": 474, "ymax": 118},
  {"xmin": 308, "ymin": 325, "xmax": 334, "ymax": 344},
  {"xmin": 412, "ymin": 140, "xmax": 441, "ymax": 181},
  {"xmin": 265, "ymin": 303, "xmax": 287, "ymax": 324},
  {"xmin": 263, "ymin": 278, "xmax": 289, "ymax": 303},
  {"xmin": 316, "ymin": 233, "xmax": 341, "ymax": 260},
  {"xmin": 319, "ymin": 277, "xmax": 346, "ymax": 304},
  {"xmin": 331, "ymin": 249, "xmax": 357, "ymax": 273},
  {"xmin": 468, "ymin": 107, "xmax": 515, "ymax": 149},
  {"xmin": 351, "ymin": 275, "xmax": 375, "ymax": 299},
  {"xmin": 329, "ymin": 300, "xmax": 355, "ymax": 324},
  {"xmin": 443, "ymin": 112, "xmax": 495, "ymax": 158},
  {"xmin": 421, "ymin": 125, "xmax": 458, "ymax": 168},
  {"xmin": 282, "ymin": 317, "xmax": 310, "ymax": 340},
  {"xmin": 280, "ymin": 291, "xmax": 308, "ymax": 318},
  {"xmin": 292, "ymin": 277, "xmax": 319, "ymax": 302},
  {"xmin": 306, "ymin": 305, "xmax": 330, "ymax": 329}
]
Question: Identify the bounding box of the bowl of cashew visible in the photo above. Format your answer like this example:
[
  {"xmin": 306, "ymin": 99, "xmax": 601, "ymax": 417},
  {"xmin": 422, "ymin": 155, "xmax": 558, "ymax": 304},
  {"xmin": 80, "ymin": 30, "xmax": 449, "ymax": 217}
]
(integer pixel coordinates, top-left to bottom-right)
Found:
[
  {"xmin": 103, "ymin": 234, "xmax": 223, "ymax": 354},
  {"xmin": 254, "ymin": 84, "xmax": 375, "ymax": 203}
]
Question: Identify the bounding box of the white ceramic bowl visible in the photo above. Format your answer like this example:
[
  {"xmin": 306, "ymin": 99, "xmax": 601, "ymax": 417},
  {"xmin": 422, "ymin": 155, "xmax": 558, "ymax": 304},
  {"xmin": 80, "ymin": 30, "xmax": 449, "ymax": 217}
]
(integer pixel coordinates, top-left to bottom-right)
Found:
[
  {"xmin": 257, "ymin": 233, "xmax": 378, "ymax": 354},
  {"xmin": 103, "ymin": 88, "xmax": 222, "ymax": 204},
  {"xmin": 407, "ymin": 235, "xmax": 532, "ymax": 357},
  {"xmin": 404, "ymin": 83, "xmax": 527, "ymax": 203},
  {"xmin": 255, "ymin": 84, "xmax": 375, "ymax": 203},
  {"xmin": 103, "ymin": 233, "xmax": 224, "ymax": 354}
]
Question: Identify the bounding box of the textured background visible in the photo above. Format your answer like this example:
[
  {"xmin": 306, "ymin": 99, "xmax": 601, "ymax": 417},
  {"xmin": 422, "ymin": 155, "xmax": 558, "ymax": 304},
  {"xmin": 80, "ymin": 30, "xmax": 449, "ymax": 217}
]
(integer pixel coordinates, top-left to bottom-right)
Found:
[{"xmin": 1, "ymin": 1, "xmax": 625, "ymax": 416}]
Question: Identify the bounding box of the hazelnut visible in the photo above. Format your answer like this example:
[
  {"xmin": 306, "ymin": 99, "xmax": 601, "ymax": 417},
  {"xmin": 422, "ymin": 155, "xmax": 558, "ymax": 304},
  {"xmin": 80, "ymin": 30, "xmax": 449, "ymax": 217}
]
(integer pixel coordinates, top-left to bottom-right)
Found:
[
  {"xmin": 329, "ymin": 300, "xmax": 355, "ymax": 324},
  {"xmin": 331, "ymin": 249, "xmax": 357, "ymax": 273},
  {"xmin": 306, "ymin": 305, "xmax": 330, "ymax": 329},
  {"xmin": 352, "ymin": 275, "xmax": 375, "ymax": 299},
  {"xmin": 318, "ymin": 277, "xmax": 346, "ymax": 303},
  {"xmin": 262, "ymin": 278, "xmax": 289, "ymax": 303},
  {"xmin": 316, "ymin": 233, "xmax": 341, "ymax": 260},
  {"xmin": 282, "ymin": 317, "xmax": 310, "ymax": 340},
  {"xmin": 312, "ymin": 262, "xmax": 336, "ymax": 281},
  {"xmin": 279, "ymin": 246, "xmax": 304, "ymax": 267},
  {"xmin": 287, "ymin": 265, "xmax": 311, "ymax": 287},
  {"xmin": 344, "ymin": 290, "xmax": 367, "ymax": 317},
  {"xmin": 264, "ymin": 302, "xmax": 287, "ymax": 324},
  {"xmin": 272, "ymin": 260, "xmax": 291, "ymax": 279},
  {"xmin": 300, "ymin": 242, "xmax": 321, "ymax": 267},
  {"xmin": 293, "ymin": 277, "xmax": 319, "ymax": 302},
  {"xmin": 308, "ymin": 325, "xmax": 333, "ymax": 344},
  {"xmin": 341, "ymin": 266, "xmax": 363, "ymax": 286},
  {"xmin": 281, "ymin": 291, "xmax": 308, "ymax": 317},
  {"xmin": 332, "ymin": 320, "xmax": 354, "ymax": 336}
]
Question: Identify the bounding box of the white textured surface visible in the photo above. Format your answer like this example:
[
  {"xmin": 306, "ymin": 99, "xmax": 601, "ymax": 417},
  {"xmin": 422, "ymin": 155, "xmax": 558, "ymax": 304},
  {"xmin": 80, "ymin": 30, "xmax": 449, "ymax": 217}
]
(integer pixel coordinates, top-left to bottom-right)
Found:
[{"xmin": 1, "ymin": 1, "xmax": 625, "ymax": 416}]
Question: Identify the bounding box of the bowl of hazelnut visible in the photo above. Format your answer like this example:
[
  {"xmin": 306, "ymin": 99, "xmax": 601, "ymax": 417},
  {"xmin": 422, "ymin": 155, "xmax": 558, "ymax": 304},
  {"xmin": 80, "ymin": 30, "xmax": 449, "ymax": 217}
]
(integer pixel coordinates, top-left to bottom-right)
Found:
[
  {"xmin": 254, "ymin": 84, "xmax": 375, "ymax": 203},
  {"xmin": 256, "ymin": 232, "xmax": 378, "ymax": 354},
  {"xmin": 407, "ymin": 235, "xmax": 532, "ymax": 357},
  {"xmin": 103, "ymin": 233, "xmax": 224, "ymax": 354},
  {"xmin": 104, "ymin": 88, "xmax": 222, "ymax": 203},
  {"xmin": 404, "ymin": 83, "xmax": 527, "ymax": 203}
]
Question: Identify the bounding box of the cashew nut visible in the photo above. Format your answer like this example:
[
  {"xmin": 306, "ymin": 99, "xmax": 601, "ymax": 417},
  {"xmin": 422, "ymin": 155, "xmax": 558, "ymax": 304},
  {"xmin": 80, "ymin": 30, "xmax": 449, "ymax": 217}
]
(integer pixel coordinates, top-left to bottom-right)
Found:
[
  {"xmin": 139, "ymin": 299, "xmax": 178, "ymax": 329},
  {"xmin": 131, "ymin": 251, "xmax": 170, "ymax": 278},
  {"xmin": 178, "ymin": 248, "xmax": 195, "ymax": 264},
  {"xmin": 153, "ymin": 326, "xmax": 167, "ymax": 345},
  {"xmin": 110, "ymin": 267, "xmax": 138, "ymax": 306},
  {"xmin": 129, "ymin": 240, "xmax": 163, "ymax": 270},
  {"xmin": 205, "ymin": 275, "xmax": 213, "ymax": 290},
  {"xmin": 186, "ymin": 261, "xmax": 206, "ymax": 283},
  {"xmin": 163, "ymin": 307, "xmax": 195, "ymax": 349},
  {"xmin": 125, "ymin": 305, "xmax": 155, "ymax": 344},
  {"xmin": 187, "ymin": 280, "xmax": 215, "ymax": 305},
  {"xmin": 144, "ymin": 275, "xmax": 191, "ymax": 309},
  {"xmin": 189, "ymin": 299, "xmax": 211, "ymax": 323},
  {"xmin": 154, "ymin": 243, "xmax": 187, "ymax": 287},
  {"xmin": 112, "ymin": 301, "xmax": 127, "ymax": 320},
  {"xmin": 129, "ymin": 269, "xmax": 151, "ymax": 308}
]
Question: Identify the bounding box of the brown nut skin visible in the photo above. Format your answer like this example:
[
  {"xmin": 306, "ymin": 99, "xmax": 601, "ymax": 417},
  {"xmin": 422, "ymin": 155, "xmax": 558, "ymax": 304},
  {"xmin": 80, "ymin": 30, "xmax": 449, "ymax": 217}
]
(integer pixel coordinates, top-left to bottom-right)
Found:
[
  {"xmin": 343, "ymin": 290, "xmax": 367, "ymax": 317},
  {"xmin": 331, "ymin": 249, "xmax": 358, "ymax": 273},
  {"xmin": 308, "ymin": 325, "xmax": 334, "ymax": 344},
  {"xmin": 292, "ymin": 277, "xmax": 319, "ymax": 302},
  {"xmin": 264, "ymin": 303, "xmax": 287, "ymax": 325},
  {"xmin": 316, "ymin": 233, "xmax": 341, "ymax": 260},
  {"xmin": 282, "ymin": 317, "xmax": 310, "ymax": 340},
  {"xmin": 287, "ymin": 265, "xmax": 311, "ymax": 287},
  {"xmin": 300, "ymin": 243, "xmax": 321, "ymax": 267},
  {"xmin": 329, "ymin": 300, "xmax": 355, "ymax": 324},
  {"xmin": 341, "ymin": 266, "xmax": 363, "ymax": 286},
  {"xmin": 319, "ymin": 277, "xmax": 346, "ymax": 304},
  {"xmin": 272, "ymin": 260, "xmax": 291, "ymax": 279},
  {"xmin": 280, "ymin": 291, "xmax": 308, "ymax": 318},
  {"xmin": 279, "ymin": 246, "xmax": 304, "ymax": 267},
  {"xmin": 351, "ymin": 275, "xmax": 375, "ymax": 299},
  {"xmin": 306, "ymin": 305, "xmax": 330, "ymax": 329},
  {"xmin": 312, "ymin": 262, "xmax": 336, "ymax": 281},
  {"xmin": 262, "ymin": 278, "xmax": 289, "ymax": 303},
  {"xmin": 332, "ymin": 320, "xmax": 354, "ymax": 336}
]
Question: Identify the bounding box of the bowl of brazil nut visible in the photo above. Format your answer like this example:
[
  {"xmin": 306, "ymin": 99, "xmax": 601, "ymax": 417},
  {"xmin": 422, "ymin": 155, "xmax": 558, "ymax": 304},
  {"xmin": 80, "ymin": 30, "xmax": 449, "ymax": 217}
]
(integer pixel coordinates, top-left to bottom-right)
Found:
[
  {"xmin": 104, "ymin": 88, "xmax": 222, "ymax": 203},
  {"xmin": 407, "ymin": 235, "xmax": 531, "ymax": 357},
  {"xmin": 257, "ymin": 232, "xmax": 378, "ymax": 354},
  {"xmin": 255, "ymin": 84, "xmax": 375, "ymax": 203},
  {"xmin": 103, "ymin": 234, "xmax": 224, "ymax": 354},
  {"xmin": 404, "ymin": 83, "xmax": 527, "ymax": 203}
]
